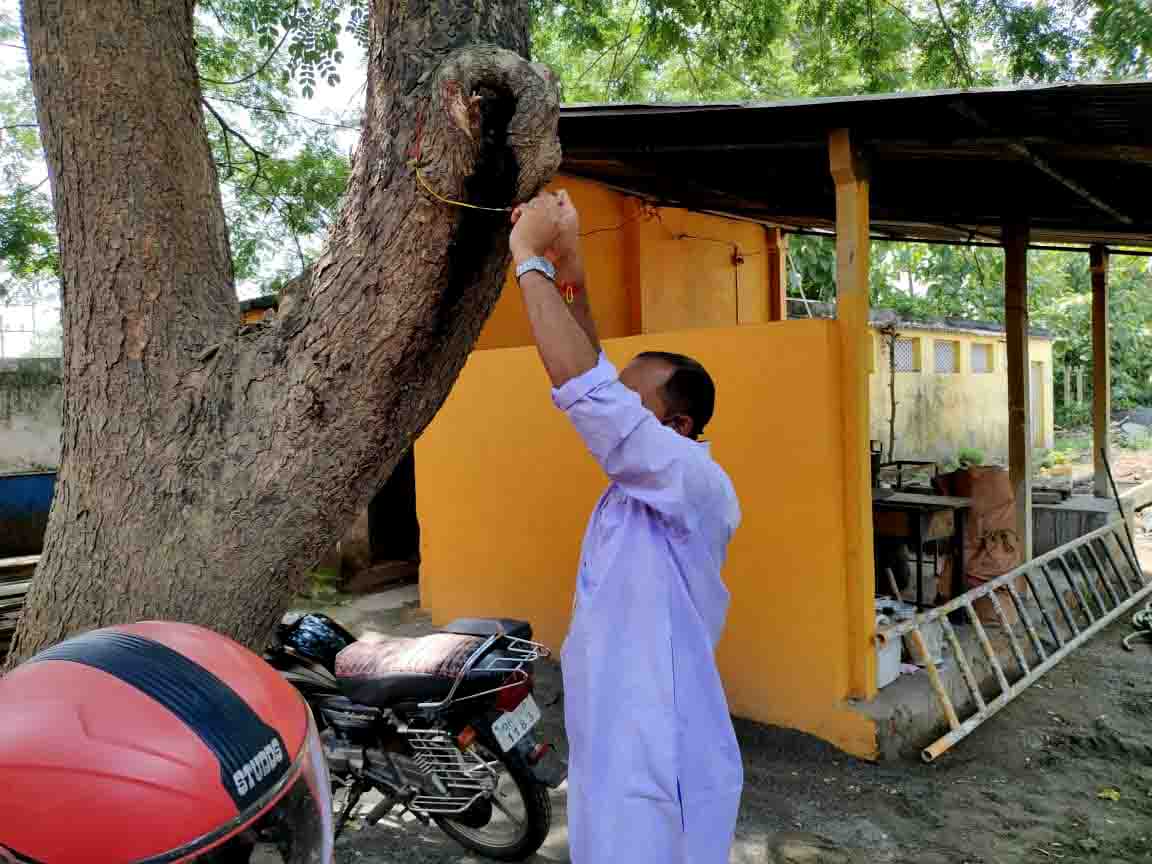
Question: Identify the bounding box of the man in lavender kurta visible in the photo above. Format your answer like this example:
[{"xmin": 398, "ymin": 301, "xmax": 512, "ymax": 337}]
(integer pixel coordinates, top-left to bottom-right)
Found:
[{"xmin": 509, "ymin": 191, "xmax": 744, "ymax": 863}]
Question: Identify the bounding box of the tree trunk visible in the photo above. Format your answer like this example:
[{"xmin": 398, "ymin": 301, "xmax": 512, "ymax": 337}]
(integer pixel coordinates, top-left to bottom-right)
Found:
[{"xmin": 7, "ymin": 0, "xmax": 559, "ymax": 666}]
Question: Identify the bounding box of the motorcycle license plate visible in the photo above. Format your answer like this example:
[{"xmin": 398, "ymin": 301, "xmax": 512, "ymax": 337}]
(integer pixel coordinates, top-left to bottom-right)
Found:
[{"xmin": 492, "ymin": 694, "xmax": 541, "ymax": 752}]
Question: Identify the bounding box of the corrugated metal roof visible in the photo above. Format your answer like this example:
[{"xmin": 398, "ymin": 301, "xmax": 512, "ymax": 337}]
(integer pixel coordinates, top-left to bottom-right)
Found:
[
  {"xmin": 558, "ymin": 79, "xmax": 1152, "ymax": 248},
  {"xmin": 789, "ymin": 300, "xmax": 1056, "ymax": 338}
]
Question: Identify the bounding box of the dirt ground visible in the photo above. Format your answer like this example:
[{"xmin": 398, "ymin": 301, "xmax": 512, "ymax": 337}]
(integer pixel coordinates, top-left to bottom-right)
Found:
[
  {"xmin": 331, "ymin": 533, "xmax": 1152, "ymax": 864},
  {"xmin": 1042, "ymin": 433, "xmax": 1152, "ymax": 491}
]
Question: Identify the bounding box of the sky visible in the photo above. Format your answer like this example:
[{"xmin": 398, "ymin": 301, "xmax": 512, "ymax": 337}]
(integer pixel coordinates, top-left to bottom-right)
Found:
[{"xmin": 0, "ymin": 0, "xmax": 369, "ymax": 354}]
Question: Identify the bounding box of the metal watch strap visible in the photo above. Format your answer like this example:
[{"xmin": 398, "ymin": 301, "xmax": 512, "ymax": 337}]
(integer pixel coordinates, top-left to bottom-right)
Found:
[{"xmin": 515, "ymin": 256, "xmax": 556, "ymax": 283}]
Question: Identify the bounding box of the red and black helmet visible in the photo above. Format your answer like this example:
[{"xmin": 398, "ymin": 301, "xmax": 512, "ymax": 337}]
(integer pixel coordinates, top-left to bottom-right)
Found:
[{"xmin": 0, "ymin": 622, "xmax": 333, "ymax": 863}]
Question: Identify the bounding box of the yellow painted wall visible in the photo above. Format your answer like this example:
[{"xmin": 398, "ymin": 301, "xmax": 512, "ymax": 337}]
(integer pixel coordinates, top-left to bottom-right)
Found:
[
  {"xmin": 633, "ymin": 208, "xmax": 771, "ymax": 331},
  {"xmin": 475, "ymin": 175, "xmax": 774, "ymax": 350},
  {"xmin": 418, "ymin": 322, "xmax": 878, "ymax": 757},
  {"xmin": 477, "ymin": 176, "xmax": 641, "ymax": 350},
  {"xmin": 870, "ymin": 330, "xmax": 1056, "ymax": 463}
]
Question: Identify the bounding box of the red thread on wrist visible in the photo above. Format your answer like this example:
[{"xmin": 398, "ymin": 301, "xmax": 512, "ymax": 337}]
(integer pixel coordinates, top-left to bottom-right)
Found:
[{"xmin": 558, "ymin": 281, "xmax": 581, "ymax": 304}]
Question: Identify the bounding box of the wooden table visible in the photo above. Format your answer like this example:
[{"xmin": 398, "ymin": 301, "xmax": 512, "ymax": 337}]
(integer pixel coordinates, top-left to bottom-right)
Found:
[{"xmin": 873, "ymin": 491, "xmax": 971, "ymax": 607}]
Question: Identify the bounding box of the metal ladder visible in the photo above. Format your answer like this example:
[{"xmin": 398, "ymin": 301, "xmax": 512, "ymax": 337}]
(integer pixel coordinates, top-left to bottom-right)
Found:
[{"xmin": 879, "ymin": 521, "xmax": 1148, "ymax": 761}]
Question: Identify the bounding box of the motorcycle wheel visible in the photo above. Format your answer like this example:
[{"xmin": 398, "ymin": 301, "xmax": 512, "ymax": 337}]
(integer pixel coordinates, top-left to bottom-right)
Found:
[{"xmin": 434, "ymin": 742, "xmax": 551, "ymax": 862}]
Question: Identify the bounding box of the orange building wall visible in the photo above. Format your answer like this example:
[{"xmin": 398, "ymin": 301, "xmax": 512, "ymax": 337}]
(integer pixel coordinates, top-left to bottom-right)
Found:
[
  {"xmin": 476, "ymin": 175, "xmax": 776, "ymax": 350},
  {"xmin": 417, "ymin": 322, "xmax": 877, "ymax": 757},
  {"xmin": 477, "ymin": 177, "xmax": 641, "ymax": 350},
  {"xmin": 634, "ymin": 207, "xmax": 771, "ymax": 331}
]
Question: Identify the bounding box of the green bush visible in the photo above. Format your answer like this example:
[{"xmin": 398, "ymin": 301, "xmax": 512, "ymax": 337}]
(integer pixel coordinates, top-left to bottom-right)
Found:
[
  {"xmin": 957, "ymin": 448, "xmax": 984, "ymax": 468},
  {"xmin": 1056, "ymin": 402, "xmax": 1092, "ymax": 430}
]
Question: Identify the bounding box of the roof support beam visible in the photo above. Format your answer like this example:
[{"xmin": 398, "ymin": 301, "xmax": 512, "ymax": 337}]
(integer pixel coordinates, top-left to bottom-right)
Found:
[
  {"xmin": 1004, "ymin": 221, "xmax": 1033, "ymax": 562},
  {"xmin": 765, "ymin": 227, "xmax": 788, "ymax": 322},
  {"xmin": 780, "ymin": 226, "xmax": 1152, "ymax": 256},
  {"xmin": 829, "ymin": 128, "xmax": 876, "ymax": 700},
  {"xmin": 1091, "ymin": 245, "xmax": 1112, "ymax": 499},
  {"xmin": 951, "ymin": 101, "xmax": 1134, "ymax": 226}
]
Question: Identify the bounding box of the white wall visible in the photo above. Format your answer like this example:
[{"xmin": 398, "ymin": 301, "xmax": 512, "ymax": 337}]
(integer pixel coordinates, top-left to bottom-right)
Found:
[{"xmin": 0, "ymin": 359, "xmax": 62, "ymax": 473}]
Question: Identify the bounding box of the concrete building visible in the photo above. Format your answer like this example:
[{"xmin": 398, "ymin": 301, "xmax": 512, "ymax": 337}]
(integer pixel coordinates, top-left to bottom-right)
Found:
[
  {"xmin": 417, "ymin": 81, "xmax": 1152, "ymax": 759},
  {"xmin": 793, "ymin": 302, "xmax": 1056, "ymax": 462}
]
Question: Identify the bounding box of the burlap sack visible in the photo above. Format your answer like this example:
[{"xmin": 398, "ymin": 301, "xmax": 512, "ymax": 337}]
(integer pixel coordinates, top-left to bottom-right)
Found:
[{"xmin": 936, "ymin": 465, "xmax": 1021, "ymax": 596}]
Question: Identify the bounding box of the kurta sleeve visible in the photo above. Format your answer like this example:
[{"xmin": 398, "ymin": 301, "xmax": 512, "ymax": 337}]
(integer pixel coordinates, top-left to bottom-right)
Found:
[{"xmin": 552, "ymin": 352, "xmax": 710, "ymax": 528}]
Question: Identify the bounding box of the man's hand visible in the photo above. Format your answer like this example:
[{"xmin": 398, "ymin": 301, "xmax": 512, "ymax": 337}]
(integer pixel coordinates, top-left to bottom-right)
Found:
[
  {"xmin": 511, "ymin": 190, "xmax": 599, "ymax": 386},
  {"xmin": 510, "ymin": 192, "xmax": 567, "ymax": 264},
  {"xmin": 512, "ymin": 190, "xmax": 584, "ymax": 285},
  {"xmin": 548, "ymin": 190, "xmax": 580, "ymax": 262}
]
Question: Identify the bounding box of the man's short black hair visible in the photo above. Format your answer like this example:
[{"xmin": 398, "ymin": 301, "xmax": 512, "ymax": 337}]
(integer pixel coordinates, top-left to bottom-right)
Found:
[{"xmin": 636, "ymin": 351, "xmax": 716, "ymax": 439}]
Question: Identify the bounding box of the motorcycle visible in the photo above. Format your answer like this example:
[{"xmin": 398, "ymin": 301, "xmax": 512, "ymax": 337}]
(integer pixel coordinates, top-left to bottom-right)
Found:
[{"xmin": 264, "ymin": 611, "xmax": 566, "ymax": 861}]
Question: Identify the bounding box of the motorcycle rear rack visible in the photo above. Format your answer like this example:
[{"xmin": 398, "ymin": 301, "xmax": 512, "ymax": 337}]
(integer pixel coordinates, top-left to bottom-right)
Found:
[{"xmin": 418, "ymin": 631, "xmax": 549, "ymax": 712}]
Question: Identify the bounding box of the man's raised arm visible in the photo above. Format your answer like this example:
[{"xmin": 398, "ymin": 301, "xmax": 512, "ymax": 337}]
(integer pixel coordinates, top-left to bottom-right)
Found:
[
  {"xmin": 509, "ymin": 191, "xmax": 599, "ymax": 388},
  {"xmin": 509, "ymin": 193, "xmax": 711, "ymax": 527}
]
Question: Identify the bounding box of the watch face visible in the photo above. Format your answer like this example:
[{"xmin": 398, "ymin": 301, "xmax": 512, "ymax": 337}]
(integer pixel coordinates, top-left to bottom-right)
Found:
[{"xmin": 519, "ymin": 258, "xmax": 555, "ymax": 280}]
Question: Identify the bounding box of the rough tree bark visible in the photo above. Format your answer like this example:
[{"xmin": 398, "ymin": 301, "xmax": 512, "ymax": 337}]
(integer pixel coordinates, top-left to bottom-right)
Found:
[{"xmin": 7, "ymin": 0, "xmax": 560, "ymax": 665}]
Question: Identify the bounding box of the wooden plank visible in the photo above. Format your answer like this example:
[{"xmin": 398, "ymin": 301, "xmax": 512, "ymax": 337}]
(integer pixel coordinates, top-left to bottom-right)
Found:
[
  {"xmin": 1092, "ymin": 245, "xmax": 1111, "ymax": 498},
  {"xmin": 876, "ymin": 492, "xmax": 972, "ymax": 509},
  {"xmin": 1005, "ymin": 221, "xmax": 1033, "ymax": 561},
  {"xmin": 1122, "ymin": 478, "xmax": 1152, "ymax": 514},
  {"xmin": 765, "ymin": 227, "xmax": 788, "ymax": 321},
  {"xmin": 924, "ymin": 510, "xmax": 956, "ymax": 541},
  {"xmin": 0, "ymin": 555, "xmax": 40, "ymax": 572},
  {"xmin": 873, "ymin": 510, "xmax": 915, "ymax": 537},
  {"xmin": 830, "ymin": 128, "xmax": 876, "ymax": 700},
  {"xmin": 0, "ymin": 581, "xmax": 30, "ymax": 599},
  {"xmin": 874, "ymin": 507, "xmax": 956, "ymax": 541},
  {"xmin": 948, "ymin": 102, "xmax": 1133, "ymax": 226}
]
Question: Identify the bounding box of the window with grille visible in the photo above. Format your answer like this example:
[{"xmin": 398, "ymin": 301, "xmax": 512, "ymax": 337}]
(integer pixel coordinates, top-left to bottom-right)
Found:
[
  {"xmin": 893, "ymin": 337, "xmax": 919, "ymax": 372},
  {"xmin": 971, "ymin": 343, "xmax": 994, "ymax": 374},
  {"xmin": 934, "ymin": 340, "xmax": 960, "ymax": 373}
]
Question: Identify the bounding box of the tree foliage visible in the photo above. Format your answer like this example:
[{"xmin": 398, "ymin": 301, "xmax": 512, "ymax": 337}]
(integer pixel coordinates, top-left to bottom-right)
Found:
[
  {"xmin": 2, "ymin": 0, "xmax": 1150, "ymax": 395},
  {"xmin": 790, "ymin": 233, "xmax": 1152, "ymax": 414},
  {"xmin": 0, "ymin": 9, "xmax": 56, "ymax": 302}
]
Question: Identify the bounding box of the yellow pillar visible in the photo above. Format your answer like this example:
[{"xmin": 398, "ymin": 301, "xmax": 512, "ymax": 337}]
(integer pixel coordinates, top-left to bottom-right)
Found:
[
  {"xmin": 1091, "ymin": 245, "xmax": 1111, "ymax": 499},
  {"xmin": 1004, "ymin": 222, "xmax": 1033, "ymax": 561},
  {"xmin": 830, "ymin": 129, "xmax": 876, "ymax": 700},
  {"xmin": 765, "ymin": 227, "xmax": 789, "ymax": 322}
]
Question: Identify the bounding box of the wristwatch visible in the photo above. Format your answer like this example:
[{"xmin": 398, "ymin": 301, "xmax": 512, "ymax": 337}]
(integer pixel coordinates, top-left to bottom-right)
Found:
[{"xmin": 515, "ymin": 256, "xmax": 556, "ymax": 283}]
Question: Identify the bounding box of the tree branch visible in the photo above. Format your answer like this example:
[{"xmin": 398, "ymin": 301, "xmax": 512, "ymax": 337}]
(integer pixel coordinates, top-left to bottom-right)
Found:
[
  {"xmin": 612, "ymin": 23, "xmax": 652, "ymax": 89},
  {"xmin": 681, "ymin": 51, "xmax": 704, "ymax": 98},
  {"xmin": 205, "ymin": 95, "xmax": 360, "ymax": 130},
  {"xmin": 604, "ymin": 0, "xmax": 643, "ymax": 98},
  {"xmin": 574, "ymin": 30, "xmax": 634, "ymax": 87},
  {"xmin": 876, "ymin": 0, "xmax": 927, "ymax": 31},
  {"xmin": 201, "ymin": 99, "xmax": 269, "ymax": 187},
  {"xmin": 689, "ymin": 47, "xmax": 756, "ymax": 96},
  {"xmin": 931, "ymin": 0, "xmax": 976, "ymax": 86},
  {"xmin": 199, "ymin": 1, "xmax": 298, "ymax": 87}
]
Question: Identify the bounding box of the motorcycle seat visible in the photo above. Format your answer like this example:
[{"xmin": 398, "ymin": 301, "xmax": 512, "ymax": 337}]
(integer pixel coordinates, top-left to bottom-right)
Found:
[
  {"xmin": 334, "ymin": 632, "xmax": 501, "ymax": 707},
  {"xmin": 439, "ymin": 617, "xmax": 533, "ymax": 641}
]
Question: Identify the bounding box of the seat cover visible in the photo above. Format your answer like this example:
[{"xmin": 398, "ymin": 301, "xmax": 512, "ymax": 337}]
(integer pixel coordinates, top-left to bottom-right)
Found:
[
  {"xmin": 440, "ymin": 617, "xmax": 533, "ymax": 641},
  {"xmin": 335, "ymin": 633, "xmax": 485, "ymax": 707}
]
